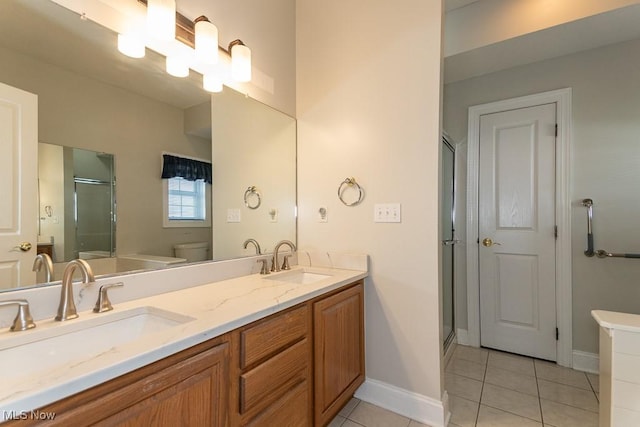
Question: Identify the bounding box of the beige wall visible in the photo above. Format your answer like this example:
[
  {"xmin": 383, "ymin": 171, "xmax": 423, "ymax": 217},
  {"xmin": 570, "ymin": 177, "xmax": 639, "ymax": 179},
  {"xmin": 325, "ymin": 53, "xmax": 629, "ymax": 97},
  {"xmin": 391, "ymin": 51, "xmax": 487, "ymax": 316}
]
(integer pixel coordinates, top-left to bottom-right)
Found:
[
  {"xmin": 0, "ymin": 46, "xmax": 212, "ymax": 259},
  {"xmin": 444, "ymin": 37, "xmax": 640, "ymax": 354},
  {"xmin": 296, "ymin": 0, "xmax": 445, "ymax": 418}
]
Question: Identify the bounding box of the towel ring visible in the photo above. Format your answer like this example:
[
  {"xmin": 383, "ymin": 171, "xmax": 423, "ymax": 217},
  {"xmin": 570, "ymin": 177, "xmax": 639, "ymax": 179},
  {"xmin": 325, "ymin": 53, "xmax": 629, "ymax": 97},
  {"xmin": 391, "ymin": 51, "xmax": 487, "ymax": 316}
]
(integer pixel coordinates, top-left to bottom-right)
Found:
[
  {"xmin": 244, "ymin": 186, "xmax": 261, "ymax": 209},
  {"xmin": 338, "ymin": 177, "xmax": 364, "ymax": 206}
]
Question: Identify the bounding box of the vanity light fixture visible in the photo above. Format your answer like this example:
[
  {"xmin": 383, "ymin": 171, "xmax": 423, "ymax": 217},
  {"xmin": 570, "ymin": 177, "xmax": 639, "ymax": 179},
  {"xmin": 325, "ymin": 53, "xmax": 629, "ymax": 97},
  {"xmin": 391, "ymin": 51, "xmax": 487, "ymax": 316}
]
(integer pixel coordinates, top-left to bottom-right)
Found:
[
  {"xmin": 194, "ymin": 16, "xmax": 218, "ymax": 65},
  {"xmin": 116, "ymin": 1, "xmax": 253, "ymax": 90},
  {"xmin": 166, "ymin": 55, "xmax": 189, "ymax": 77},
  {"xmin": 146, "ymin": 0, "xmax": 176, "ymax": 42},
  {"xmin": 117, "ymin": 33, "xmax": 145, "ymax": 58},
  {"xmin": 203, "ymin": 74, "xmax": 223, "ymax": 93},
  {"xmin": 229, "ymin": 39, "xmax": 252, "ymax": 83}
]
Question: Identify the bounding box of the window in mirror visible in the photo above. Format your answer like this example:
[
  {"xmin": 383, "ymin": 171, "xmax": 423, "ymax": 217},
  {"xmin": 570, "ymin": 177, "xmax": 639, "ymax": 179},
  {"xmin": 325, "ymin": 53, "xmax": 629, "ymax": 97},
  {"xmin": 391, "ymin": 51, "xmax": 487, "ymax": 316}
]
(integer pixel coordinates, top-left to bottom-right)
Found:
[
  {"xmin": 168, "ymin": 177, "xmax": 206, "ymax": 220},
  {"xmin": 163, "ymin": 178, "xmax": 211, "ymax": 228}
]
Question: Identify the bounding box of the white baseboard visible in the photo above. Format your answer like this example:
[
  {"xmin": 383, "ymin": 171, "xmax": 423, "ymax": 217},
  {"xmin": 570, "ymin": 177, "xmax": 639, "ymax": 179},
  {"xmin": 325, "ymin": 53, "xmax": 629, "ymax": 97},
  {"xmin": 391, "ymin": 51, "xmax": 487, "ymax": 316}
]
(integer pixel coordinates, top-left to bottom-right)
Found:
[
  {"xmin": 572, "ymin": 350, "xmax": 599, "ymax": 374},
  {"xmin": 456, "ymin": 328, "xmax": 469, "ymax": 346},
  {"xmin": 355, "ymin": 378, "xmax": 449, "ymax": 427}
]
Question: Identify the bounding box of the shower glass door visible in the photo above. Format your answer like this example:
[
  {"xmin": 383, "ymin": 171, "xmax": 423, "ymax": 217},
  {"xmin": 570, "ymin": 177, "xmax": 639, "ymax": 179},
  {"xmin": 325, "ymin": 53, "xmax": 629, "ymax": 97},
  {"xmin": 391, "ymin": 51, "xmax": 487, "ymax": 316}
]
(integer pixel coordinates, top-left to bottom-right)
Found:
[
  {"xmin": 442, "ymin": 136, "xmax": 455, "ymax": 352},
  {"xmin": 75, "ymin": 179, "xmax": 114, "ymax": 258}
]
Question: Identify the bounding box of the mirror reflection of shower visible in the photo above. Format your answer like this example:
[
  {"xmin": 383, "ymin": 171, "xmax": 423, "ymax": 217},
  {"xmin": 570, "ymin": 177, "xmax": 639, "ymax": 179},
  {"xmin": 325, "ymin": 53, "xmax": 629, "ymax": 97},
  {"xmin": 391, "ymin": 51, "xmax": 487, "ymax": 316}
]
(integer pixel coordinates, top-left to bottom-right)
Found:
[
  {"xmin": 38, "ymin": 143, "xmax": 115, "ymax": 262},
  {"xmin": 74, "ymin": 177, "xmax": 115, "ymax": 259}
]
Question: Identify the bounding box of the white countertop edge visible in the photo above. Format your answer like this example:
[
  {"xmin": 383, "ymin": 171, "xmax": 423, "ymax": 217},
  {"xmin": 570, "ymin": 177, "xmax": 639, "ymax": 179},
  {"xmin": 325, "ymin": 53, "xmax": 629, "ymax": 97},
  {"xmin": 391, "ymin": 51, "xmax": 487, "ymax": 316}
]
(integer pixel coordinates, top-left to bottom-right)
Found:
[
  {"xmin": 0, "ymin": 267, "xmax": 367, "ymax": 418},
  {"xmin": 592, "ymin": 310, "xmax": 640, "ymax": 333}
]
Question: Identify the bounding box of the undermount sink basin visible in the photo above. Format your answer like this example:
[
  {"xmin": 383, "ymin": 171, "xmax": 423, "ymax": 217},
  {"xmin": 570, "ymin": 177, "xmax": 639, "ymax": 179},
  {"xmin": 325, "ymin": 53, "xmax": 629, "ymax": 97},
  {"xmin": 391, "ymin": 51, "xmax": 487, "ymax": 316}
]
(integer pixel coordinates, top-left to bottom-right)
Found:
[
  {"xmin": 264, "ymin": 269, "xmax": 333, "ymax": 285},
  {"xmin": 0, "ymin": 306, "xmax": 195, "ymax": 382}
]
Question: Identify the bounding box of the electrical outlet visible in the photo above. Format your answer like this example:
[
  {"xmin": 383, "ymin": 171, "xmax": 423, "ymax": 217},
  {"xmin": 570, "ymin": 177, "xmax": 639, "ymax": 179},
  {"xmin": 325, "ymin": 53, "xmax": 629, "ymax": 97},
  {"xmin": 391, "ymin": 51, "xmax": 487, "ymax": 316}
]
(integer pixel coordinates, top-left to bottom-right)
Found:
[
  {"xmin": 374, "ymin": 203, "xmax": 401, "ymax": 223},
  {"xmin": 227, "ymin": 208, "xmax": 241, "ymax": 223}
]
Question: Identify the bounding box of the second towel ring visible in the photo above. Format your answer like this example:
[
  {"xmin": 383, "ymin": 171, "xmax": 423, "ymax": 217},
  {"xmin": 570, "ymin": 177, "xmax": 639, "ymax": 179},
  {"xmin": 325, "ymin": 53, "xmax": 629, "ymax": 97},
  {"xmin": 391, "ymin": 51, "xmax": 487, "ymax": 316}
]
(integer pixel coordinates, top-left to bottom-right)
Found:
[
  {"xmin": 338, "ymin": 177, "xmax": 364, "ymax": 206},
  {"xmin": 244, "ymin": 186, "xmax": 261, "ymax": 209}
]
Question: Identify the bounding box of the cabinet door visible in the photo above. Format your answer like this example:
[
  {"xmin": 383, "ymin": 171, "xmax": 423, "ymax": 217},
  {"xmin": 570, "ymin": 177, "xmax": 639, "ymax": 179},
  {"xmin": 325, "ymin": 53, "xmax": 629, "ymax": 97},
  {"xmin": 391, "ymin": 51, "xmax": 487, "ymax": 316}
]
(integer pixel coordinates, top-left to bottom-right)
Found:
[
  {"xmin": 101, "ymin": 342, "xmax": 229, "ymax": 426},
  {"xmin": 18, "ymin": 339, "xmax": 230, "ymax": 427},
  {"xmin": 314, "ymin": 283, "xmax": 365, "ymax": 426}
]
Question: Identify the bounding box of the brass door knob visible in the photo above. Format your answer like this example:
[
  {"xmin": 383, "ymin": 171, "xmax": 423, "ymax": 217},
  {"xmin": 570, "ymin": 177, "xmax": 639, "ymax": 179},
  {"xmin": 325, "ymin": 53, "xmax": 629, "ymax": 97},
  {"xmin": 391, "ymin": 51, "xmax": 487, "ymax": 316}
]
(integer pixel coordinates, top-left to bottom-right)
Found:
[
  {"xmin": 482, "ymin": 238, "xmax": 501, "ymax": 247},
  {"xmin": 18, "ymin": 242, "xmax": 32, "ymax": 252}
]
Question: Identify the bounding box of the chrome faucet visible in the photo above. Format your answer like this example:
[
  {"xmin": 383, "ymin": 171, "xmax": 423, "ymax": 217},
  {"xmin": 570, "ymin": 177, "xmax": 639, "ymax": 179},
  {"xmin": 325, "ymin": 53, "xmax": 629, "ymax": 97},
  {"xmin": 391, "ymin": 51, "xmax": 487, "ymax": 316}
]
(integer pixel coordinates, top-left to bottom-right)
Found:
[
  {"xmin": 272, "ymin": 240, "xmax": 296, "ymax": 272},
  {"xmin": 55, "ymin": 259, "xmax": 95, "ymax": 321},
  {"xmin": 243, "ymin": 238, "xmax": 262, "ymax": 255},
  {"xmin": 32, "ymin": 253, "xmax": 54, "ymax": 282}
]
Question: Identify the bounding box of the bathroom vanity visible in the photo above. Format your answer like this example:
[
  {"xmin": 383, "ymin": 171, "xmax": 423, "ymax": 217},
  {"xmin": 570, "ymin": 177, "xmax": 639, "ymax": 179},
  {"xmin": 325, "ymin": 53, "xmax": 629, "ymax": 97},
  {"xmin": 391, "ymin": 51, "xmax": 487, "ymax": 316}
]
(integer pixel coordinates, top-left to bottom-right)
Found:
[
  {"xmin": 592, "ymin": 310, "xmax": 640, "ymax": 426},
  {"xmin": 0, "ymin": 264, "xmax": 366, "ymax": 426}
]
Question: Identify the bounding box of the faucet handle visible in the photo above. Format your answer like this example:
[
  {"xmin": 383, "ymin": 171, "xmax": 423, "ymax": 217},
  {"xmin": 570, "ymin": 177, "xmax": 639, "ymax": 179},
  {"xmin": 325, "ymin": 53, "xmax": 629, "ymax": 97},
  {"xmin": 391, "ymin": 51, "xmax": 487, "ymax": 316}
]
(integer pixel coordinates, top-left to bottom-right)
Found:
[
  {"xmin": 93, "ymin": 282, "xmax": 124, "ymax": 313},
  {"xmin": 257, "ymin": 259, "xmax": 270, "ymax": 275},
  {"xmin": 281, "ymin": 254, "xmax": 293, "ymax": 271},
  {"xmin": 0, "ymin": 299, "xmax": 36, "ymax": 332}
]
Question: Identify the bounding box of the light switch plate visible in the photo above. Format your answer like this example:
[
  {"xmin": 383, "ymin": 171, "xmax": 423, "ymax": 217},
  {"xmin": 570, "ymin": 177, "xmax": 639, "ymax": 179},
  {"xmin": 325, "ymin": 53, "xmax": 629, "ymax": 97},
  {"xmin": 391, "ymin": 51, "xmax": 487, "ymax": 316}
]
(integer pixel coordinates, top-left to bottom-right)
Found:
[
  {"xmin": 227, "ymin": 208, "xmax": 241, "ymax": 223},
  {"xmin": 269, "ymin": 208, "xmax": 278, "ymax": 223},
  {"xmin": 318, "ymin": 206, "xmax": 328, "ymax": 222},
  {"xmin": 374, "ymin": 203, "xmax": 401, "ymax": 223}
]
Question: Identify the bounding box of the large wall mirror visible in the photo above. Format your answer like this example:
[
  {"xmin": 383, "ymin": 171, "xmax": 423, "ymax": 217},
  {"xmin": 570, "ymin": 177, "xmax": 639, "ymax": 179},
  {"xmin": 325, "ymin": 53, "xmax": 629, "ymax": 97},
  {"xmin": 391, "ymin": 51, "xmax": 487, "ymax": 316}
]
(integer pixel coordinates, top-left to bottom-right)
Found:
[{"xmin": 0, "ymin": 0, "xmax": 296, "ymax": 291}]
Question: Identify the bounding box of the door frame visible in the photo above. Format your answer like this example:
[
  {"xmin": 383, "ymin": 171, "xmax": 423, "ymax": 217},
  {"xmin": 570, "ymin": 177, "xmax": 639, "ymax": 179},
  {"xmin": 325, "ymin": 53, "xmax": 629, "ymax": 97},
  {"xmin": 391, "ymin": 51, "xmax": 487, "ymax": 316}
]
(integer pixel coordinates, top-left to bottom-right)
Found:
[{"xmin": 465, "ymin": 88, "xmax": 573, "ymax": 367}]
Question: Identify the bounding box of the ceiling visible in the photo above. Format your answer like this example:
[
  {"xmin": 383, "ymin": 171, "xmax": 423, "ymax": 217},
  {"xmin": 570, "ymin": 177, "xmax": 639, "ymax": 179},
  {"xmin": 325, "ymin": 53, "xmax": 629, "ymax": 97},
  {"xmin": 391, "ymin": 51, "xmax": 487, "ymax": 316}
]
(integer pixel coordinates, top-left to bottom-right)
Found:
[{"xmin": 444, "ymin": 3, "xmax": 640, "ymax": 83}]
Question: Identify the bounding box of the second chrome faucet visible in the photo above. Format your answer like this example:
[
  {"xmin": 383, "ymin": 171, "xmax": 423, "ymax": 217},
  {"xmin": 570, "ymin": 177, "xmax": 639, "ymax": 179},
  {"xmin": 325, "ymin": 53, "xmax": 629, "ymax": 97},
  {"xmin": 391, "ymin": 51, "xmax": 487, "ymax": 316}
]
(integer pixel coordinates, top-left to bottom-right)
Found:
[
  {"xmin": 55, "ymin": 259, "xmax": 95, "ymax": 321},
  {"xmin": 272, "ymin": 240, "xmax": 296, "ymax": 272}
]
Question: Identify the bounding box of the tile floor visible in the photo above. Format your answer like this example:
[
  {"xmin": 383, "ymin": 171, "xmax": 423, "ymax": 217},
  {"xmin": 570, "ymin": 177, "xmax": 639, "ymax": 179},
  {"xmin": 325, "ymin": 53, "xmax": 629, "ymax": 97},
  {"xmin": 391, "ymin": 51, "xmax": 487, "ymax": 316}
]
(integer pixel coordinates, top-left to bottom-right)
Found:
[
  {"xmin": 445, "ymin": 345, "xmax": 599, "ymax": 427},
  {"xmin": 328, "ymin": 397, "xmax": 430, "ymax": 427},
  {"xmin": 329, "ymin": 345, "xmax": 600, "ymax": 427}
]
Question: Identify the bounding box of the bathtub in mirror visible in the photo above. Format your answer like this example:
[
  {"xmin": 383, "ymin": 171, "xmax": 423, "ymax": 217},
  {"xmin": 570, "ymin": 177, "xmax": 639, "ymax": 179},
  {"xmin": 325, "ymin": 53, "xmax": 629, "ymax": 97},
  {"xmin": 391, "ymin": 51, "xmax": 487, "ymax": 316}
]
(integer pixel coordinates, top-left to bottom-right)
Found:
[{"xmin": 0, "ymin": 0, "xmax": 296, "ymax": 290}]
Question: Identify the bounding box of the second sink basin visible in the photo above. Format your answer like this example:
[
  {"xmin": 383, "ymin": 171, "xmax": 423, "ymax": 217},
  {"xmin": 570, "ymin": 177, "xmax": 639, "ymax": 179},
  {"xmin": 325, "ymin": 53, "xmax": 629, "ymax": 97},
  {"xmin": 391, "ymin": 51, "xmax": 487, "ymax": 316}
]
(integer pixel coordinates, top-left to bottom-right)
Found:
[
  {"xmin": 0, "ymin": 306, "xmax": 195, "ymax": 382},
  {"xmin": 264, "ymin": 268, "xmax": 333, "ymax": 285}
]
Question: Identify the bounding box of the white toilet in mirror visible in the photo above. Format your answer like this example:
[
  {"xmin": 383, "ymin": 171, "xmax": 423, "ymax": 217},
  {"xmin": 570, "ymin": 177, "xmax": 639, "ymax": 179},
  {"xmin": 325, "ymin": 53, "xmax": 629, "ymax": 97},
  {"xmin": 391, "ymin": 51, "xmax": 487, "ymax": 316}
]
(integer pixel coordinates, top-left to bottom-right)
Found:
[{"xmin": 174, "ymin": 242, "xmax": 209, "ymax": 262}]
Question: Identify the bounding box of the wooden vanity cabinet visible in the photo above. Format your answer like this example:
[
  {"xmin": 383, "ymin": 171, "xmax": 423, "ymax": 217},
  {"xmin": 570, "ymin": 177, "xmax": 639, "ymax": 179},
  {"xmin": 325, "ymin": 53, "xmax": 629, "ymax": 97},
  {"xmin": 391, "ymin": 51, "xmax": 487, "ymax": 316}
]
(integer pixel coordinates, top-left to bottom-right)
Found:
[
  {"xmin": 313, "ymin": 282, "xmax": 365, "ymax": 426},
  {"xmin": 12, "ymin": 280, "xmax": 365, "ymax": 427},
  {"xmin": 5, "ymin": 335, "xmax": 231, "ymax": 427}
]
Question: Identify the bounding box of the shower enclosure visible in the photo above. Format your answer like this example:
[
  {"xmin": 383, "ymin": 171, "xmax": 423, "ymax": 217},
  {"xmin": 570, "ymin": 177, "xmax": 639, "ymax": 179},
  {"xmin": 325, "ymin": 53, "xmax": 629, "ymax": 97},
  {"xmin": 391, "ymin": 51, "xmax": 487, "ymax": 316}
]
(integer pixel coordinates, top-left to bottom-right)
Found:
[
  {"xmin": 441, "ymin": 135, "xmax": 456, "ymax": 352},
  {"xmin": 74, "ymin": 175, "xmax": 115, "ymax": 258}
]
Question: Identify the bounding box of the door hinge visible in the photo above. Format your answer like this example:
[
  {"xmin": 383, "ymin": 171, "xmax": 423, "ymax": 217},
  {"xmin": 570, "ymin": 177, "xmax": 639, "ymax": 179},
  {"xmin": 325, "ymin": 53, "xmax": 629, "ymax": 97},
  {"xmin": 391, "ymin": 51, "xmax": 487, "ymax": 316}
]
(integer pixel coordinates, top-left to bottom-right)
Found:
[
  {"xmin": 554, "ymin": 225, "xmax": 558, "ymax": 240},
  {"xmin": 555, "ymin": 124, "xmax": 558, "ymax": 137},
  {"xmin": 556, "ymin": 327, "xmax": 559, "ymax": 341}
]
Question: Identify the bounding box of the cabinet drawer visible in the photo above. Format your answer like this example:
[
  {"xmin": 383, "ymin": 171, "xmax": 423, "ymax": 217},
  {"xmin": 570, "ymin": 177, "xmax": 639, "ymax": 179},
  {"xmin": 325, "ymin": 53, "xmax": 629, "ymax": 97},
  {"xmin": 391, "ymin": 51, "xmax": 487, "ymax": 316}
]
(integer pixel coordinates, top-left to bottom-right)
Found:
[
  {"xmin": 240, "ymin": 338, "xmax": 309, "ymax": 414},
  {"xmin": 240, "ymin": 305, "xmax": 308, "ymax": 369},
  {"xmin": 244, "ymin": 380, "xmax": 310, "ymax": 427}
]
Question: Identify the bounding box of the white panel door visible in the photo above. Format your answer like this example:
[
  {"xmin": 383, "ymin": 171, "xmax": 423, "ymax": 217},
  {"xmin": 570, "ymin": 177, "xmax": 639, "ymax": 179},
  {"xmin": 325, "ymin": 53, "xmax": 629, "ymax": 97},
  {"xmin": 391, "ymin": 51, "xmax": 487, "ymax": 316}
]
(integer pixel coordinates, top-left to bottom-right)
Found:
[
  {"xmin": 0, "ymin": 82, "xmax": 38, "ymax": 290},
  {"xmin": 479, "ymin": 103, "xmax": 557, "ymax": 361}
]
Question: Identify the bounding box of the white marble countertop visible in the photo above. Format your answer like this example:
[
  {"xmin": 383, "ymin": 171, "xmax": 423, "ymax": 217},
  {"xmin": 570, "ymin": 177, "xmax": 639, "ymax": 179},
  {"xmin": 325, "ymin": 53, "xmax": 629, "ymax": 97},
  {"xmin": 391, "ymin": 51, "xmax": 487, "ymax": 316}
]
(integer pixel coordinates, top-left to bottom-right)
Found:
[
  {"xmin": 592, "ymin": 310, "xmax": 640, "ymax": 333},
  {"xmin": 0, "ymin": 265, "xmax": 367, "ymax": 418}
]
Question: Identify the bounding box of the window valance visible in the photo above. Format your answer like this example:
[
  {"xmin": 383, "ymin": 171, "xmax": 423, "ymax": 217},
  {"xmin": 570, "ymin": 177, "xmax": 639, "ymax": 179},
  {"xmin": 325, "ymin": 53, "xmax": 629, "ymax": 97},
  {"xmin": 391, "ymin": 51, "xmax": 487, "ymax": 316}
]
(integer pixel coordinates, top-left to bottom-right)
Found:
[{"xmin": 161, "ymin": 154, "xmax": 212, "ymax": 184}]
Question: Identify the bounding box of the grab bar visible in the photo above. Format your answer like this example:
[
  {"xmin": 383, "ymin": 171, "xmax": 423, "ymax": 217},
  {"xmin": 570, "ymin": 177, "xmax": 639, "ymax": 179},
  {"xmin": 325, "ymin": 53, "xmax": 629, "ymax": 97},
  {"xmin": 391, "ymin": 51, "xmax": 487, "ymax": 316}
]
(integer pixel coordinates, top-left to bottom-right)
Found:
[
  {"xmin": 582, "ymin": 199, "xmax": 594, "ymax": 257},
  {"xmin": 596, "ymin": 250, "xmax": 640, "ymax": 259}
]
